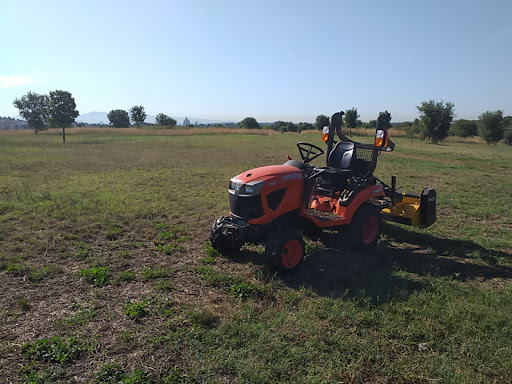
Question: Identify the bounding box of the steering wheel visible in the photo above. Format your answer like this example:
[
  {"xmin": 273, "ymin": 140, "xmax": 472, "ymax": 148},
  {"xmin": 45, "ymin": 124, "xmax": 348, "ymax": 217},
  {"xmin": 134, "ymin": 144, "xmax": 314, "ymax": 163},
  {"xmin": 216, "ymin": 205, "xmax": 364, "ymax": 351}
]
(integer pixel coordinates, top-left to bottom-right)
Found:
[{"xmin": 297, "ymin": 142, "xmax": 324, "ymax": 164}]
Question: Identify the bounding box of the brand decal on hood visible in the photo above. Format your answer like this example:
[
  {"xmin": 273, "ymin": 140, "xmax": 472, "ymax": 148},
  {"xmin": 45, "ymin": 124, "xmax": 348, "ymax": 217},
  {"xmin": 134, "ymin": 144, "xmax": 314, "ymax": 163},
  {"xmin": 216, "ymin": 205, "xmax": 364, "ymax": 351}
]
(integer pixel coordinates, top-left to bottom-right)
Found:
[{"xmin": 283, "ymin": 173, "xmax": 302, "ymax": 181}]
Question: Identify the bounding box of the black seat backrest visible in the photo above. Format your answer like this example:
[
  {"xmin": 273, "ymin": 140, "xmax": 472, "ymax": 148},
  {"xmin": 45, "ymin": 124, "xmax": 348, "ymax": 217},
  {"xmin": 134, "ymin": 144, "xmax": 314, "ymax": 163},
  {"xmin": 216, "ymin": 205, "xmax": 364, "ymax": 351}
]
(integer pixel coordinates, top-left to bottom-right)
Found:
[{"xmin": 327, "ymin": 141, "xmax": 354, "ymax": 169}]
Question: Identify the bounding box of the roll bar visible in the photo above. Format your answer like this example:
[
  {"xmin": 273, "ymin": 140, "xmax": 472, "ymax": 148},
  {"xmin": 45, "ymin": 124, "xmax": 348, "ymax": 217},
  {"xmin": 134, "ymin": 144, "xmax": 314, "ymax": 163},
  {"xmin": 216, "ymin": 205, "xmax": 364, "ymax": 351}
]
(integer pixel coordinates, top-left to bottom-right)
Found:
[{"xmin": 324, "ymin": 110, "xmax": 395, "ymax": 174}]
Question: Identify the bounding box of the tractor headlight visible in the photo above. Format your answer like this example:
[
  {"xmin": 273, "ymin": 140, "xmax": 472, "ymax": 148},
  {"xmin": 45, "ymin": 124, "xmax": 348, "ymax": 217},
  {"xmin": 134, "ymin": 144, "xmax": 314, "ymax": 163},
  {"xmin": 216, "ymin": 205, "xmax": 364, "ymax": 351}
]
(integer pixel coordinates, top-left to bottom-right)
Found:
[
  {"xmin": 229, "ymin": 178, "xmax": 243, "ymax": 193},
  {"xmin": 243, "ymin": 181, "xmax": 265, "ymax": 196},
  {"xmin": 229, "ymin": 179, "xmax": 265, "ymax": 196}
]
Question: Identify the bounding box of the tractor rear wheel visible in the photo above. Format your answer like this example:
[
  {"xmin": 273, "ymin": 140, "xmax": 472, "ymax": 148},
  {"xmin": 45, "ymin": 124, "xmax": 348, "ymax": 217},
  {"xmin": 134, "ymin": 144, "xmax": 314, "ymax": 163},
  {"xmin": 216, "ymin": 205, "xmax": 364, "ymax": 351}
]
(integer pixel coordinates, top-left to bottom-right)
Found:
[
  {"xmin": 265, "ymin": 230, "xmax": 305, "ymax": 272},
  {"xmin": 347, "ymin": 204, "xmax": 382, "ymax": 251}
]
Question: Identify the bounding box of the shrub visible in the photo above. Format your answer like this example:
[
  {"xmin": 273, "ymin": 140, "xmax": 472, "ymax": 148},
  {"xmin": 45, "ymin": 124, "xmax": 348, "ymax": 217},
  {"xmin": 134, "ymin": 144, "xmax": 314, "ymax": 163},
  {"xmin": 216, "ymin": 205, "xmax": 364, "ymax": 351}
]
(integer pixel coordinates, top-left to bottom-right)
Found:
[{"xmin": 450, "ymin": 119, "xmax": 478, "ymax": 137}]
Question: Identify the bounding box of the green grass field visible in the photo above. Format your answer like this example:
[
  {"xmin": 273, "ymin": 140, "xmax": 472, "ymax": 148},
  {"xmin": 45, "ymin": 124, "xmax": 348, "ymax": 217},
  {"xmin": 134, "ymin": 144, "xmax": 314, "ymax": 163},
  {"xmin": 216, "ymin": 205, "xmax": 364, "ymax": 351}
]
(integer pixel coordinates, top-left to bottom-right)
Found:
[{"xmin": 1, "ymin": 129, "xmax": 511, "ymax": 383}]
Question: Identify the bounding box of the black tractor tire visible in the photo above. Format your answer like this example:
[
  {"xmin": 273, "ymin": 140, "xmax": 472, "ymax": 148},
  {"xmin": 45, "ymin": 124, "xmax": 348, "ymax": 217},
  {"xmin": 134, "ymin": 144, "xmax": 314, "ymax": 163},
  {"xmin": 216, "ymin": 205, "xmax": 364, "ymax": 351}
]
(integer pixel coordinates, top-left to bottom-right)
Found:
[
  {"xmin": 346, "ymin": 204, "xmax": 382, "ymax": 251},
  {"xmin": 209, "ymin": 217, "xmax": 241, "ymax": 252},
  {"xmin": 265, "ymin": 230, "xmax": 305, "ymax": 272}
]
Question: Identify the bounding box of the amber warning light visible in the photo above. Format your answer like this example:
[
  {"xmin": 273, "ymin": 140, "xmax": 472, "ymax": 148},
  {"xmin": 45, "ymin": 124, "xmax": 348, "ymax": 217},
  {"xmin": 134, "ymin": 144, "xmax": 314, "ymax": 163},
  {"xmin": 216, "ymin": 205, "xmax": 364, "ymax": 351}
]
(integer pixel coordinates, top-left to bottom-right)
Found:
[
  {"xmin": 321, "ymin": 126, "xmax": 329, "ymax": 142},
  {"xmin": 374, "ymin": 129, "xmax": 388, "ymax": 148}
]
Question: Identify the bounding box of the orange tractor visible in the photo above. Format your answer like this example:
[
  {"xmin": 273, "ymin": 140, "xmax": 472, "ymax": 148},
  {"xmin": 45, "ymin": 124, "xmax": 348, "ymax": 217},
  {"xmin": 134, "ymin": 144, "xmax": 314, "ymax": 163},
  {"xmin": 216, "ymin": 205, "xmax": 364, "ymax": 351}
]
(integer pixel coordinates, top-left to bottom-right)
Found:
[{"xmin": 210, "ymin": 111, "xmax": 436, "ymax": 271}]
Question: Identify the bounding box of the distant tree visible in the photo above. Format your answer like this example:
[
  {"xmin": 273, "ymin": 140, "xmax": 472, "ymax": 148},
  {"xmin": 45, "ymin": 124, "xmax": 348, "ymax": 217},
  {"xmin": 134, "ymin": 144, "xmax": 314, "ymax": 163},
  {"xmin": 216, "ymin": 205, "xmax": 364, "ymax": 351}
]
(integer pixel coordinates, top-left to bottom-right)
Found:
[
  {"xmin": 270, "ymin": 121, "xmax": 297, "ymax": 132},
  {"xmin": 48, "ymin": 90, "xmax": 79, "ymax": 143},
  {"xmin": 108, "ymin": 109, "xmax": 130, "ymax": 128},
  {"xmin": 344, "ymin": 108, "xmax": 360, "ymax": 135},
  {"xmin": 365, "ymin": 119, "xmax": 377, "ymax": 129},
  {"xmin": 502, "ymin": 116, "xmax": 512, "ymax": 129},
  {"xmin": 285, "ymin": 122, "xmax": 298, "ymax": 132},
  {"xmin": 271, "ymin": 121, "xmax": 286, "ymax": 132},
  {"xmin": 297, "ymin": 122, "xmax": 314, "ymax": 133},
  {"xmin": 417, "ymin": 100, "xmax": 454, "ymax": 144},
  {"xmin": 450, "ymin": 119, "xmax": 478, "ymax": 137},
  {"xmin": 129, "ymin": 105, "xmax": 147, "ymax": 128},
  {"xmin": 504, "ymin": 117, "xmax": 512, "ymax": 145},
  {"xmin": 285, "ymin": 122, "xmax": 297, "ymax": 132},
  {"xmin": 503, "ymin": 129, "xmax": 512, "ymax": 145},
  {"xmin": 155, "ymin": 113, "xmax": 177, "ymax": 127},
  {"xmin": 406, "ymin": 118, "xmax": 422, "ymax": 145},
  {"xmin": 478, "ymin": 110, "xmax": 504, "ymax": 144},
  {"xmin": 315, "ymin": 114, "xmax": 329, "ymax": 130},
  {"xmin": 13, "ymin": 91, "xmax": 49, "ymax": 134},
  {"xmin": 239, "ymin": 117, "xmax": 260, "ymax": 129}
]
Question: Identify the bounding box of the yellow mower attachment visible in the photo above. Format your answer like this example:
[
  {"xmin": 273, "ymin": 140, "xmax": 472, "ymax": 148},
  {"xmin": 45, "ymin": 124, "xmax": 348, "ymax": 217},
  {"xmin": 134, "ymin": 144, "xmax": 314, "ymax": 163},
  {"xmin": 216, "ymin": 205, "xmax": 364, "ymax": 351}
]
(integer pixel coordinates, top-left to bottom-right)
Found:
[{"xmin": 380, "ymin": 176, "xmax": 437, "ymax": 228}]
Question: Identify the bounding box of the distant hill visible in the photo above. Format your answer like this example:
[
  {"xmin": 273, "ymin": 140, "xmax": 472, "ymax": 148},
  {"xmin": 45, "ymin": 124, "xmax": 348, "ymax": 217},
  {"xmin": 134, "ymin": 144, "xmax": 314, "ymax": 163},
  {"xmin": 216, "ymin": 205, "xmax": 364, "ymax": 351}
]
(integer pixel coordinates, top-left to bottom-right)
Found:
[
  {"xmin": 77, "ymin": 112, "xmax": 234, "ymax": 126},
  {"xmin": 76, "ymin": 111, "xmax": 110, "ymax": 125},
  {"xmin": 0, "ymin": 117, "xmax": 28, "ymax": 131}
]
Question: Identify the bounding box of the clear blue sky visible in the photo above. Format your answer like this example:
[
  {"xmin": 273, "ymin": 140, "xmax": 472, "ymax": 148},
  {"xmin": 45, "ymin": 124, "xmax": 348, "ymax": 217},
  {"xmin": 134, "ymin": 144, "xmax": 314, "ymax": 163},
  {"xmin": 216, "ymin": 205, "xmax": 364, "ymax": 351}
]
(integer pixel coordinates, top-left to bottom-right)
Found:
[{"xmin": 1, "ymin": 0, "xmax": 511, "ymax": 123}]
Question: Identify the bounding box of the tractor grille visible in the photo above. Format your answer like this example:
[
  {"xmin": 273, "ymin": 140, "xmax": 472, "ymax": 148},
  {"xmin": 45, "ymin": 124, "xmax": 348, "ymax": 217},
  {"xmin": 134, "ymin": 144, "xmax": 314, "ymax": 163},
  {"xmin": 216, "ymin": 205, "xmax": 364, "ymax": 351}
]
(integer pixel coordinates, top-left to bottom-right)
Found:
[{"xmin": 229, "ymin": 193, "xmax": 264, "ymax": 220}]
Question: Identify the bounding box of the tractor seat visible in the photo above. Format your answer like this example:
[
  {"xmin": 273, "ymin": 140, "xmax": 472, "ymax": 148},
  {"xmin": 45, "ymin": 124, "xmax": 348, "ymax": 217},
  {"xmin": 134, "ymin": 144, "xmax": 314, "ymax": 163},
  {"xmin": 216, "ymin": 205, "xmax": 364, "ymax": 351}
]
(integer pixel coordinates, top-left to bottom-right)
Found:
[
  {"xmin": 314, "ymin": 142, "xmax": 355, "ymax": 192},
  {"xmin": 314, "ymin": 141, "xmax": 355, "ymax": 178},
  {"xmin": 327, "ymin": 141, "xmax": 355, "ymax": 169},
  {"xmin": 317, "ymin": 167, "xmax": 352, "ymax": 178}
]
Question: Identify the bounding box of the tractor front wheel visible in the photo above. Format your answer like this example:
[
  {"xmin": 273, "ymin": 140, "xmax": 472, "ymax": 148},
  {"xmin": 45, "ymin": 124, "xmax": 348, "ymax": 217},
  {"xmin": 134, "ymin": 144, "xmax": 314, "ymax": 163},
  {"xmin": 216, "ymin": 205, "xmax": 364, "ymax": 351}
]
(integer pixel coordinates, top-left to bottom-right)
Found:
[
  {"xmin": 347, "ymin": 204, "xmax": 382, "ymax": 251},
  {"xmin": 209, "ymin": 217, "xmax": 241, "ymax": 252},
  {"xmin": 265, "ymin": 230, "xmax": 305, "ymax": 272}
]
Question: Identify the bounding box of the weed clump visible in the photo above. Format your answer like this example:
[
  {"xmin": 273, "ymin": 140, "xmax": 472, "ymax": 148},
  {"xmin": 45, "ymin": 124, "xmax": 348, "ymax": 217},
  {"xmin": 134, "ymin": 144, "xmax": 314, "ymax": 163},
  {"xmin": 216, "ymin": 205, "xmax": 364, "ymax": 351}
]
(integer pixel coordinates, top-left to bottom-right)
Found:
[
  {"xmin": 114, "ymin": 270, "xmax": 136, "ymax": 283},
  {"xmin": 80, "ymin": 266, "xmax": 111, "ymax": 287},
  {"xmin": 0, "ymin": 254, "xmax": 30, "ymax": 276},
  {"xmin": 156, "ymin": 243, "xmax": 184, "ymax": 254},
  {"xmin": 230, "ymin": 281, "xmax": 263, "ymax": 300},
  {"xmin": 188, "ymin": 309, "xmax": 219, "ymax": 328},
  {"xmin": 164, "ymin": 367, "xmax": 189, "ymax": 383},
  {"xmin": 94, "ymin": 362, "xmax": 152, "ymax": 383},
  {"xmin": 28, "ymin": 265, "xmax": 61, "ymax": 281},
  {"xmin": 125, "ymin": 300, "xmax": 149, "ymax": 320},
  {"xmin": 22, "ymin": 336, "xmax": 93, "ymax": 364},
  {"xmin": 154, "ymin": 224, "xmax": 187, "ymax": 255},
  {"xmin": 74, "ymin": 241, "xmax": 92, "ymax": 259},
  {"xmin": 20, "ymin": 364, "xmax": 60, "ymax": 384},
  {"xmin": 141, "ymin": 267, "xmax": 172, "ymax": 281},
  {"xmin": 201, "ymin": 243, "xmax": 222, "ymax": 264},
  {"xmin": 106, "ymin": 223, "xmax": 123, "ymax": 240},
  {"xmin": 16, "ymin": 297, "xmax": 31, "ymax": 311},
  {"xmin": 155, "ymin": 280, "xmax": 174, "ymax": 292},
  {"xmin": 196, "ymin": 266, "xmax": 266, "ymax": 300}
]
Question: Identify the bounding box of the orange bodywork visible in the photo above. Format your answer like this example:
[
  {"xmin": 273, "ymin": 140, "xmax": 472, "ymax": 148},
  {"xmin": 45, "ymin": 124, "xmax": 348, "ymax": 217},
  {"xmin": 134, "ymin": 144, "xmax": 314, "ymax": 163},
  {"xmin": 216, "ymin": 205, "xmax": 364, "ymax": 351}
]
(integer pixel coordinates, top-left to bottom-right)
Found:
[
  {"xmin": 232, "ymin": 164, "xmax": 386, "ymax": 228},
  {"xmin": 299, "ymin": 183, "xmax": 386, "ymax": 227},
  {"xmin": 235, "ymin": 165, "xmax": 304, "ymax": 225}
]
